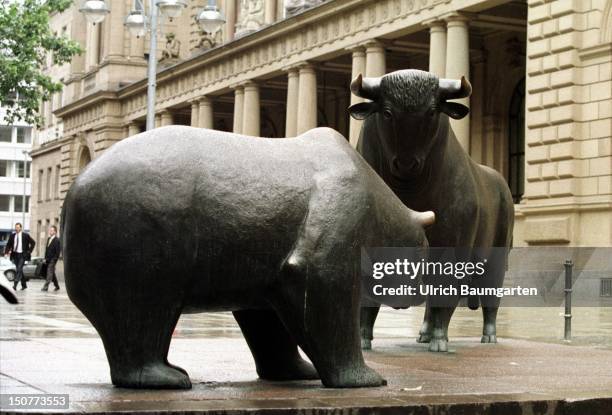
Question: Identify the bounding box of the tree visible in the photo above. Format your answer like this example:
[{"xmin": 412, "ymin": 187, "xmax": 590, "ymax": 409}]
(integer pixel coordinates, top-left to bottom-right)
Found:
[{"xmin": 0, "ymin": 0, "xmax": 82, "ymax": 127}]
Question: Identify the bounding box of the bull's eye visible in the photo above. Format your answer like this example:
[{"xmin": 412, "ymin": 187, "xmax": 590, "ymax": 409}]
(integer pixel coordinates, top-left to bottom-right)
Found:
[{"xmin": 382, "ymin": 109, "xmax": 393, "ymax": 119}]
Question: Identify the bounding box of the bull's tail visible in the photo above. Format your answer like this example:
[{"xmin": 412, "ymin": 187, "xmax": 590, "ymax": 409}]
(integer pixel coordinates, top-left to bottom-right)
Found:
[{"xmin": 467, "ymin": 295, "xmax": 480, "ymax": 310}]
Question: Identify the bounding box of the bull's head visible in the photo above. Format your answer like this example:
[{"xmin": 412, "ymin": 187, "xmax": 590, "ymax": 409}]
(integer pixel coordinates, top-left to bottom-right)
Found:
[{"xmin": 349, "ymin": 69, "xmax": 471, "ymax": 177}]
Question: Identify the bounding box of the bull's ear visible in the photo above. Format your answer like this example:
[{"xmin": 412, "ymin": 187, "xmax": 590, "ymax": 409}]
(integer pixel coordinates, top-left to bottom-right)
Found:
[
  {"xmin": 439, "ymin": 102, "xmax": 469, "ymax": 120},
  {"xmin": 348, "ymin": 102, "xmax": 378, "ymax": 120}
]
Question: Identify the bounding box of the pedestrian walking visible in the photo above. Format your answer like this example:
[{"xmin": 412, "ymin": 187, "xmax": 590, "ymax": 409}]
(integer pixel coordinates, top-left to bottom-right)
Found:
[
  {"xmin": 4, "ymin": 223, "xmax": 36, "ymax": 290},
  {"xmin": 42, "ymin": 225, "xmax": 61, "ymax": 292}
]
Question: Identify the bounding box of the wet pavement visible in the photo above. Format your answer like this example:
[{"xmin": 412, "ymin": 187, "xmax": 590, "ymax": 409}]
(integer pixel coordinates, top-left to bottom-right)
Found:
[{"xmin": 1, "ymin": 271, "xmax": 612, "ymax": 414}]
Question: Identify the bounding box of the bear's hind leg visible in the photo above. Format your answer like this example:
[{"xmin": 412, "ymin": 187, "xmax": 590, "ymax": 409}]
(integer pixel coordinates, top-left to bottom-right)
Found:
[{"xmin": 233, "ymin": 309, "xmax": 318, "ymax": 380}]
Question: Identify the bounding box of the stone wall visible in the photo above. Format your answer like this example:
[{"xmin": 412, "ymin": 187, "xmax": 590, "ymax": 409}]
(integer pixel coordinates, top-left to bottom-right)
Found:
[{"xmin": 516, "ymin": 0, "xmax": 611, "ymax": 246}]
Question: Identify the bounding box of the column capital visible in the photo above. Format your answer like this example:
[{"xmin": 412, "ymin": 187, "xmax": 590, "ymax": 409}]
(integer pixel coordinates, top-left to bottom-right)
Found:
[
  {"xmin": 442, "ymin": 11, "xmax": 473, "ymax": 25},
  {"xmin": 189, "ymin": 98, "xmax": 200, "ymax": 106},
  {"xmin": 281, "ymin": 65, "xmax": 300, "ymax": 74},
  {"xmin": 345, "ymin": 44, "xmax": 366, "ymax": 55},
  {"xmin": 241, "ymin": 80, "xmax": 260, "ymax": 90},
  {"xmin": 198, "ymin": 95, "xmax": 212, "ymax": 104},
  {"xmin": 295, "ymin": 61, "xmax": 317, "ymax": 71},
  {"xmin": 422, "ymin": 18, "xmax": 446, "ymax": 29},
  {"xmin": 359, "ymin": 39, "xmax": 387, "ymax": 51},
  {"xmin": 230, "ymin": 83, "xmax": 245, "ymax": 91}
]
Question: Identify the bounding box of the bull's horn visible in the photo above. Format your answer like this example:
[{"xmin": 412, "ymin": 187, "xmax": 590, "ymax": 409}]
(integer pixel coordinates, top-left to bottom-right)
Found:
[
  {"xmin": 350, "ymin": 74, "xmax": 381, "ymax": 100},
  {"xmin": 415, "ymin": 211, "xmax": 435, "ymax": 227},
  {"xmin": 439, "ymin": 76, "xmax": 472, "ymax": 100}
]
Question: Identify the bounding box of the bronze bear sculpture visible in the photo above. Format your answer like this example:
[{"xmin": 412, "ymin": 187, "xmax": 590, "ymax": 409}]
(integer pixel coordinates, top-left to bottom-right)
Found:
[{"xmin": 62, "ymin": 126, "xmax": 434, "ymax": 389}]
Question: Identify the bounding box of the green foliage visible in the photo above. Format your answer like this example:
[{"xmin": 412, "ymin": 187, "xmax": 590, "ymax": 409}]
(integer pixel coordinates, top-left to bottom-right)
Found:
[{"xmin": 0, "ymin": 0, "xmax": 82, "ymax": 127}]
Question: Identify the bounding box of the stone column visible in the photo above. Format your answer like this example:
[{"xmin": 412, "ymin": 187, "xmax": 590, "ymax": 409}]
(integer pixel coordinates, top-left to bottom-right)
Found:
[
  {"xmin": 445, "ymin": 13, "xmax": 471, "ymax": 151},
  {"xmin": 190, "ymin": 100, "xmax": 200, "ymax": 127},
  {"xmin": 198, "ymin": 97, "xmax": 214, "ymax": 129},
  {"xmin": 296, "ymin": 64, "xmax": 317, "ymax": 135},
  {"xmin": 233, "ymin": 86, "xmax": 244, "ymax": 133},
  {"xmin": 285, "ymin": 68, "xmax": 299, "ymax": 137},
  {"xmin": 264, "ymin": 0, "xmax": 277, "ymax": 24},
  {"xmin": 426, "ymin": 20, "xmax": 446, "ymax": 77},
  {"xmin": 365, "ymin": 40, "xmax": 386, "ymax": 78},
  {"xmin": 224, "ymin": 0, "xmax": 236, "ymax": 42},
  {"xmin": 128, "ymin": 123, "xmax": 140, "ymax": 136},
  {"xmin": 242, "ymin": 82, "xmax": 260, "ymax": 136},
  {"xmin": 348, "ymin": 46, "xmax": 366, "ymax": 147},
  {"xmin": 469, "ymin": 52, "xmax": 486, "ymax": 163},
  {"xmin": 106, "ymin": 0, "xmax": 125, "ymax": 59},
  {"xmin": 160, "ymin": 110, "xmax": 173, "ymax": 126},
  {"xmin": 86, "ymin": 23, "xmax": 101, "ymax": 69},
  {"xmin": 129, "ymin": 29, "xmax": 145, "ymax": 59}
]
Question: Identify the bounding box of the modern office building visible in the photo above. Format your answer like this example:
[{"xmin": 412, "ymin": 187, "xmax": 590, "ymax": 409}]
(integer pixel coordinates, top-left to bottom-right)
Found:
[
  {"xmin": 0, "ymin": 105, "xmax": 33, "ymax": 250},
  {"xmin": 30, "ymin": 0, "xmax": 612, "ymax": 248}
]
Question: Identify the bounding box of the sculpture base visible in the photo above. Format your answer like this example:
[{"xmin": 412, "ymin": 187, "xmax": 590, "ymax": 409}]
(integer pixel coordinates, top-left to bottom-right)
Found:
[{"xmin": 2, "ymin": 337, "xmax": 611, "ymax": 414}]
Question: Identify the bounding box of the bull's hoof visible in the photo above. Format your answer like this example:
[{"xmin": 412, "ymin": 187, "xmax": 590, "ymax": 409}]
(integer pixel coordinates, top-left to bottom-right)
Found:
[
  {"xmin": 428, "ymin": 338, "xmax": 448, "ymax": 352},
  {"xmin": 481, "ymin": 334, "xmax": 497, "ymax": 343},
  {"xmin": 322, "ymin": 365, "xmax": 387, "ymax": 388},
  {"xmin": 361, "ymin": 338, "xmax": 372, "ymax": 350},
  {"xmin": 416, "ymin": 333, "xmax": 432, "ymax": 343},
  {"xmin": 257, "ymin": 358, "xmax": 319, "ymax": 381},
  {"xmin": 112, "ymin": 363, "xmax": 192, "ymax": 389}
]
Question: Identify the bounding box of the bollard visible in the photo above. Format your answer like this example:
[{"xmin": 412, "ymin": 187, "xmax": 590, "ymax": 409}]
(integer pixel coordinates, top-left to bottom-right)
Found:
[{"xmin": 564, "ymin": 260, "xmax": 573, "ymax": 342}]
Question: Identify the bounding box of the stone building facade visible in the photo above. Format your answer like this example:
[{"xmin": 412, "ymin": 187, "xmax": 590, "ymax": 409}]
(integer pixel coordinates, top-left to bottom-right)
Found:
[{"xmin": 31, "ymin": 0, "xmax": 612, "ymax": 250}]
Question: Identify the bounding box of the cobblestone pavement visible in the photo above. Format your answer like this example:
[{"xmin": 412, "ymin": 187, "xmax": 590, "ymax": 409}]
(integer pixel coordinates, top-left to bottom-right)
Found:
[
  {"xmin": 2, "ymin": 274, "xmax": 612, "ymax": 414},
  {"xmin": 2, "ymin": 276, "xmax": 611, "ymax": 348}
]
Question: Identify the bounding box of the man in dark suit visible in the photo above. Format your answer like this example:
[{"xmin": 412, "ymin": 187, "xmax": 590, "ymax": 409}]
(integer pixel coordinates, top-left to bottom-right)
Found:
[
  {"xmin": 42, "ymin": 225, "xmax": 61, "ymax": 292},
  {"xmin": 4, "ymin": 223, "xmax": 36, "ymax": 290}
]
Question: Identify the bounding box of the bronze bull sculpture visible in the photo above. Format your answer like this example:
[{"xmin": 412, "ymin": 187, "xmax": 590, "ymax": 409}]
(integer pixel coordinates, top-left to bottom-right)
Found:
[{"xmin": 350, "ymin": 69, "xmax": 514, "ymax": 352}]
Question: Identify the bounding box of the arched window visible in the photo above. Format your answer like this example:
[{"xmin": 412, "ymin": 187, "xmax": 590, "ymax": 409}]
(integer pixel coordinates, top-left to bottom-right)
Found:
[
  {"xmin": 78, "ymin": 146, "xmax": 92, "ymax": 173},
  {"xmin": 508, "ymin": 78, "xmax": 525, "ymax": 204}
]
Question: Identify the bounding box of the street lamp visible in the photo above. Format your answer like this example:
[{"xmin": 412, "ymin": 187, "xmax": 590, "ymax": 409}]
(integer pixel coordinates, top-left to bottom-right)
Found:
[
  {"xmin": 21, "ymin": 150, "xmax": 30, "ymax": 229},
  {"xmin": 79, "ymin": 0, "xmax": 110, "ymax": 24},
  {"xmin": 80, "ymin": 0, "xmax": 225, "ymax": 131}
]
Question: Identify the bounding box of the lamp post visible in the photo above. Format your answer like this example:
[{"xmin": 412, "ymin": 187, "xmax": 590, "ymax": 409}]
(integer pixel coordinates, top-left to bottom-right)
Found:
[
  {"xmin": 79, "ymin": 0, "xmax": 226, "ymax": 131},
  {"xmin": 21, "ymin": 150, "xmax": 29, "ymax": 229}
]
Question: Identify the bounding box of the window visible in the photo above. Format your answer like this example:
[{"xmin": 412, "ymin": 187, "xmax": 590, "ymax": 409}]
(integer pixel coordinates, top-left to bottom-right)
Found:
[
  {"xmin": 38, "ymin": 170, "xmax": 43, "ymax": 201},
  {"xmin": 0, "ymin": 127, "xmax": 12, "ymax": 142},
  {"xmin": 14, "ymin": 196, "xmax": 30, "ymax": 213},
  {"xmin": 46, "ymin": 167, "xmax": 52, "ymax": 200},
  {"xmin": 17, "ymin": 161, "xmax": 31, "ymax": 178},
  {"xmin": 0, "ymin": 195, "xmax": 9, "ymax": 212},
  {"xmin": 0, "ymin": 160, "xmax": 8, "ymax": 177},
  {"xmin": 16, "ymin": 127, "xmax": 32, "ymax": 144},
  {"xmin": 602, "ymin": 279, "xmax": 612, "ymax": 297},
  {"xmin": 508, "ymin": 78, "xmax": 525, "ymax": 204},
  {"xmin": 55, "ymin": 165, "xmax": 61, "ymax": 199}
]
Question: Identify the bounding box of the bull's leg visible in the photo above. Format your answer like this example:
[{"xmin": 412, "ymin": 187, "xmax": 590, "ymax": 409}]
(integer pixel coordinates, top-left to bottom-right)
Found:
[
  {"xmin": 360, "ymin": 306, "xmax": 380, "ymax": 350},
  {"xmin": 481, "ymin": 303, "xmax": 499, "ymax": 343},
  {"xmin": 427, "ymin": 303, "xmax": 457, "ymax": 353},
  {"xmin": 417, "ymin": 301, "xmax": 433, "ymax": 343},
  {"xmin": 233, "ymin": 309, "xmax": 318, "ymax": 380}
]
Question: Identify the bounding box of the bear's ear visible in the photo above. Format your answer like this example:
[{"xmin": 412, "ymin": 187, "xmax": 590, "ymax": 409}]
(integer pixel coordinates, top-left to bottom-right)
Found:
[
  {"xmin": 439, "ymin": 102, "xmax": 469, "ymax": 120},
  {"xmin": 348, "ymin": 102, "xmax": 378, "ymax": 120}
]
